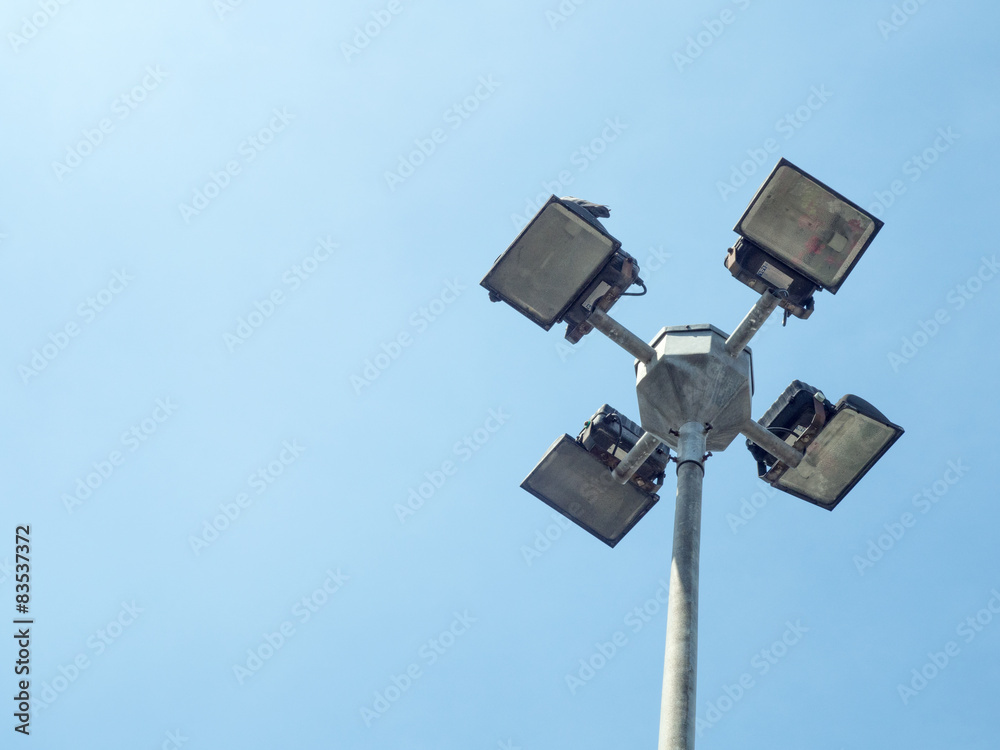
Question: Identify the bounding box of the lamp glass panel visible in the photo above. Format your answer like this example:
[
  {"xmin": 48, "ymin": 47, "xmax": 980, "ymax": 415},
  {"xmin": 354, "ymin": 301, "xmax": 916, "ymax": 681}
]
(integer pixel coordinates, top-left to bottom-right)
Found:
[
  {"xmin": 740, "ymin": 166, "xmax": 877, "ymax": 289},
  {"xmin": 776, "ymin": 408, "xmax": 898, "ymax": 506},
  {"xmin": 483, "ymin": 203, "xmax": 616, "ymax": 327},
  {"xmin": 521, "ymin": 436, "xmax": 656, "ymax": 547}
]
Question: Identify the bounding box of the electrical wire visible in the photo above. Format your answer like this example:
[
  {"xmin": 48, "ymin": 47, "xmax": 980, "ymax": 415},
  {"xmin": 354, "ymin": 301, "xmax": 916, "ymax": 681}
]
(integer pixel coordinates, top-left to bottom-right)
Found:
[{"xmin": 620, "ymin": 278, "xmax": 647, "ymax": 297}]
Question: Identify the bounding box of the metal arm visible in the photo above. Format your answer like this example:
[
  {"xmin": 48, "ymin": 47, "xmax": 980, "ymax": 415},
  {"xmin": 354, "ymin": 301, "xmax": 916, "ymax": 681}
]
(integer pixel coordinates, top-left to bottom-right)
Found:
[
  {"xmin": 612, "ymin": 430, "xmax": 663, "ymax": 484},
  {"xmin": 740, "ymin": 418, "xmax": 804, "ymax": 468},
  {"xmin": 724, "ymin": 290, "xmax": 780, "ymax": 357},
  {"xmin": 589, "ymin": 308, "xmax": 656, "ymax": 365}
]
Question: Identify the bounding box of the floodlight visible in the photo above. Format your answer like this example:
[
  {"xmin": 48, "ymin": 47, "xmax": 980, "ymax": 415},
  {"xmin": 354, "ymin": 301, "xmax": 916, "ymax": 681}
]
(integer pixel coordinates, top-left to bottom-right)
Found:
[
  {"xmin": 747, "ymin": 381, "xmax": 904, "ymax": 509},
  {"xmin": 725, "ymin": 159, "xmax": 884, "ymax": 319},
  {"xmin": 481, "ymin": 195, "xmax": 641, "ymax": 342},
  {"xmin": 520, "ymin": 406, "xmax": 669, "ymax": 547}
]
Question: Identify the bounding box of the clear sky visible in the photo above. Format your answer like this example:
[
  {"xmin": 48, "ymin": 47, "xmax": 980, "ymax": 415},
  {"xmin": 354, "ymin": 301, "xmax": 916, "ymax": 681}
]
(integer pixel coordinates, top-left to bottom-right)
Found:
[{"xmin": 2, "ymin": 0, "xmax": 999, "ymax": 748}]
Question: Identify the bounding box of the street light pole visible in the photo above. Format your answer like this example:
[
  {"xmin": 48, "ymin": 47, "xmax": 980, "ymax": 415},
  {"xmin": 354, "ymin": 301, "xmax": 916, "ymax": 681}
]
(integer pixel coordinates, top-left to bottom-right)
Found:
[
  {"xmin": 483, "ymin": 168, "xmax": 901, "ymax": 748},
  {"xmin": 658, "ymin": 421, "xmax": 707, "ymax": 750},
  {"xmin": 589, "ymin": 303, "xmax": 778, "ymax": 750}
]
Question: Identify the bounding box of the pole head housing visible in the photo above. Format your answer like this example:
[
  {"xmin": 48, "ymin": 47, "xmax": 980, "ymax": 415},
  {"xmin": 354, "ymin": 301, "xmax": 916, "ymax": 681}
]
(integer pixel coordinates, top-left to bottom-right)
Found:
[{"xmin": 635, "ymin": 325, "xmax": 754, "ymax": 452}]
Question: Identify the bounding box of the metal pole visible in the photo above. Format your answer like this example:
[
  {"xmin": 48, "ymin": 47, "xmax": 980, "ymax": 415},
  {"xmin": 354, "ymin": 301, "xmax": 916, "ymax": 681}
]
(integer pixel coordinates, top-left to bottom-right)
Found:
[
  {"xmin": 724, "ymin": 290, "xmax": 780, "ymax": 357},
  {"xmin": 612, "ymin": 430, "xmax": 663, "ymax": 484},
  {"xmin": 740, "ymin": 418, "xmax": 803, "ymax": 469},
  {"xmin": 589, "ymin": 308, "xmax": 656, "ymax": 365},
  {"xmin": 658, "ymin": 421, "xmax": 707, "ymax": 750}
]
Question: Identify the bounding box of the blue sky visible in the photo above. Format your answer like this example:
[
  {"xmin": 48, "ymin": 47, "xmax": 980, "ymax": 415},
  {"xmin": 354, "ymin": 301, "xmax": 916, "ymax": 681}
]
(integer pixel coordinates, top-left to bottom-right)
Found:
[{"xmin": 2, "ymin": 0, "xmax": 999, "ymax": 748}]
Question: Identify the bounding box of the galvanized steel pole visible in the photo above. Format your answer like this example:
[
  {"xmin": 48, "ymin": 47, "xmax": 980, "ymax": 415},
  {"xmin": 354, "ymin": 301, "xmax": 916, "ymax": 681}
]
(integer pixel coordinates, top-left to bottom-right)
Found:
[{"xmin": 658, "ymin": 421, "xmax": 707, "ymax": 750}]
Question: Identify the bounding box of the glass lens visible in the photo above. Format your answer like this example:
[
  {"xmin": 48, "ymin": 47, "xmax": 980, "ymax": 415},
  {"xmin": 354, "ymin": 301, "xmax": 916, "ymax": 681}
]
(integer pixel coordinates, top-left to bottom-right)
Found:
[
  {"xmin": 521, "ymin": 436, "xmax": 655, "ymax": 545},
  {"xmin": 740, "ymin": 167, "xmax": 876, "ymax": 289},
  {"xmin": 777, "ymin": 409, "xmax": 898, "ymax": 505},
  {"xmin": 483, "ymin": 203, "xmax": 615, "ymax": 326}
]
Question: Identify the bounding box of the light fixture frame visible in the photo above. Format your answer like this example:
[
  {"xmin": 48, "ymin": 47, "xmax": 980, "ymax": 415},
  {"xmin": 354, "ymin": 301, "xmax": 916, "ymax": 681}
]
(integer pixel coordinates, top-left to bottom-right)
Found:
[
  {"xmin": 733, "ymin": 158, "xmax": 885, "ymax": 296},
  {"xmin": 481, "ymin": 195, "xmax": 638, "ymax": 340},
  {"xmin": 520, "ymin": 434, "xmax": 660, "ymax": 547},
  {"xmin": 755, "ymin": 392, "xmax": 904, "ymax": 510}
]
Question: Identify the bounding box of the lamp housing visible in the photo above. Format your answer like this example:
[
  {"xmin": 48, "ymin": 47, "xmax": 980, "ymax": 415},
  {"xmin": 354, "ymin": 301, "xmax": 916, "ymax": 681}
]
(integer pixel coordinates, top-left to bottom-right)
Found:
[
  {"xmin": 725, "ymin": 159, "xmax": 884, "ymax": 318},
  {"xmin": 520, "ymin": 405, "xmax": 669, "ymax": 547},
  {"xmin": 481, "ymin": 195, "xmax": 640, "ymax": 343},
  {"xmin": 747, "ymin": 381, "xmax": 904, "ymax": 510},
  {"xmin": 725, "ymin": 239, "xmax": 817, "ymax": 319}
]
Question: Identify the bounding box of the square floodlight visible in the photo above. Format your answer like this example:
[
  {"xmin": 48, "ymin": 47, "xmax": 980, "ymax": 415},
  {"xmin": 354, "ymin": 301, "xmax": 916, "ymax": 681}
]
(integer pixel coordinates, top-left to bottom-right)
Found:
[
  {"xmin": 481, "ymin": 196, "xmax": 622, "ymax": 330},
  {"xmin": 735, "ymin": 159, "xmax": 883, "ymax": 294},
  {"xmin": 521, "ymin": 435, "xmax": 659, "ymax": 547},
  {"xmin": 754, "ymin": 389, "xmax": 904, "ymax": 510}
]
